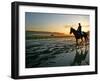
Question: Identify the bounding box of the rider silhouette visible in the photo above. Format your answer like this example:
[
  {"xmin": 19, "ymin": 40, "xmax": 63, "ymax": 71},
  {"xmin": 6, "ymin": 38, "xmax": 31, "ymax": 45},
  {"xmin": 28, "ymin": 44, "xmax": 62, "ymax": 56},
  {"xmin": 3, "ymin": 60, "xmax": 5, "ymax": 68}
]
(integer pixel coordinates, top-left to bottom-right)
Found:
[{"xmin": 77, "ymin": 23, "xmax": 82, "ymax": 35}]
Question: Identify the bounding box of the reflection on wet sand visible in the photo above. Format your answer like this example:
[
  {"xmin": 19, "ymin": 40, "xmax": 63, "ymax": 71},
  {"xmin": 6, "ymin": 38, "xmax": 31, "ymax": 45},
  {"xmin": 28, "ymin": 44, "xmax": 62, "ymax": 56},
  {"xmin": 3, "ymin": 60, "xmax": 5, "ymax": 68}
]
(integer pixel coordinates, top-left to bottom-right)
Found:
[
  {"xmin": 71, "ymin": 45, "xmax": 89, "ymax": 66},
  {"xmin": 26, "ymin": 38, "xmax": 89, "ymax": 68}
]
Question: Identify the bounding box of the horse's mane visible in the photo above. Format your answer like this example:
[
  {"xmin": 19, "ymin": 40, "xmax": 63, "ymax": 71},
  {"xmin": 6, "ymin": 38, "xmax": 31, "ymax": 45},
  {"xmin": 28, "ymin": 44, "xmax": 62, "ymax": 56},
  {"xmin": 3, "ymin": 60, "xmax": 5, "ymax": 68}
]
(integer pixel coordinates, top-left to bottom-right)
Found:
[
  {"xmin": 71, "ymin": 27, "xmax": 88, "ymax": 36},
  {"xmin": 71, "ymin": 27, "xmax": 76, "ymax": 31}
]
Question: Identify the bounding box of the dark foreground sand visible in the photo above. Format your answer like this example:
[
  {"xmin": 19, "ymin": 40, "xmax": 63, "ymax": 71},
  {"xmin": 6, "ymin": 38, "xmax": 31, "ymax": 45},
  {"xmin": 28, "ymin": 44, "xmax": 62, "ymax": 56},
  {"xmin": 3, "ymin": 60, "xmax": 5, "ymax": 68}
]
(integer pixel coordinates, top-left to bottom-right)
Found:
[{"xmin": 26, "ymin": 37, "xmax": 89, "ymax": 68}]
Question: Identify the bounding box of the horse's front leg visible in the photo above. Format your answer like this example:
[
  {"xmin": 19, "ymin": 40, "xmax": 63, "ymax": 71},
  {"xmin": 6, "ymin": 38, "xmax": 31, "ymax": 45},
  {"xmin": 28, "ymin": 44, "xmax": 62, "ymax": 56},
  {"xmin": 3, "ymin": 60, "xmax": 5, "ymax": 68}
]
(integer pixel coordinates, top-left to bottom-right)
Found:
[{"xmin": 81, "ymin": 37, "xmax": 84, "ymax": 45}]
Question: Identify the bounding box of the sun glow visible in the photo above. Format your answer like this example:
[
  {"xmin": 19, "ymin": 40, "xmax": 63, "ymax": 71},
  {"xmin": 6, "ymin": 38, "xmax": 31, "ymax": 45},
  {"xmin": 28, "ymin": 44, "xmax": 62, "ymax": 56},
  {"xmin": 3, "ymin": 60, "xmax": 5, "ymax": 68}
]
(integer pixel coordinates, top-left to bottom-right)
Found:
[{"xmin": 26, "ymin": 12, "xmax": 90, "ymax": 36}]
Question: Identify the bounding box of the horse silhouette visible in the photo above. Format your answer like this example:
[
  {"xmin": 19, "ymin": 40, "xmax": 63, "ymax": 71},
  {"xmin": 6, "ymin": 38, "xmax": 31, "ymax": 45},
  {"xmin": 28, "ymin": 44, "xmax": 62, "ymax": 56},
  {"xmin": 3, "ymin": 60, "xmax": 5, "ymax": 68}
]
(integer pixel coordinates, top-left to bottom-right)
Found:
[{"xmin": 70, "ymin": 27, "xmax": 88, "ymax": 45}]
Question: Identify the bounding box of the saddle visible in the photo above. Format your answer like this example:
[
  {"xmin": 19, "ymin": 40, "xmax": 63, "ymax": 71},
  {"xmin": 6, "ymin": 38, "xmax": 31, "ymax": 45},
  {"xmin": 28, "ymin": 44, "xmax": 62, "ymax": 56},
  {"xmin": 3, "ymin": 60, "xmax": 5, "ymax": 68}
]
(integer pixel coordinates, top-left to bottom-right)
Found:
[{"xmin": 77, "ymin": 31, "xmax": 84, "ymax": 36}]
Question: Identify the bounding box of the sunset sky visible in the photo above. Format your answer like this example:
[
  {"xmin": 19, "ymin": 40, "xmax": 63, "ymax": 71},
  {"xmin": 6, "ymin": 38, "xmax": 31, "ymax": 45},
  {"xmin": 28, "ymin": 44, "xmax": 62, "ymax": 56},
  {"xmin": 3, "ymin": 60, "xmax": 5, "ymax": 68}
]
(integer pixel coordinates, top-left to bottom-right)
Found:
[{"xmin": 25, "ymin": 12, "xmax": 90, "ymax": 35}]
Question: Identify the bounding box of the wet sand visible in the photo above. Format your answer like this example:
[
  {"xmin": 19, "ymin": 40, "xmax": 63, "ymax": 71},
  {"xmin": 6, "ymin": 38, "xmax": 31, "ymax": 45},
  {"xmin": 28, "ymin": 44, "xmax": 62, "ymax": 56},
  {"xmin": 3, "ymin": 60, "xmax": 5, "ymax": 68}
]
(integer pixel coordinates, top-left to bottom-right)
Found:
[{"xmin": 26, "ymin": 37, "xmax": 89, "ymax": 68}]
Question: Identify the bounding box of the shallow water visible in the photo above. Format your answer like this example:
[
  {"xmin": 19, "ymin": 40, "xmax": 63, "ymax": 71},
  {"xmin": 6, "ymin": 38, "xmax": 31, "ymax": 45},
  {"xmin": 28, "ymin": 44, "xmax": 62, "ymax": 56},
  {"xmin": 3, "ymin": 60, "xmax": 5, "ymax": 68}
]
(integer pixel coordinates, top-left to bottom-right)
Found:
[{"xmin": 26, "ymin": 37, "xmax": 89, "ymax": 68}]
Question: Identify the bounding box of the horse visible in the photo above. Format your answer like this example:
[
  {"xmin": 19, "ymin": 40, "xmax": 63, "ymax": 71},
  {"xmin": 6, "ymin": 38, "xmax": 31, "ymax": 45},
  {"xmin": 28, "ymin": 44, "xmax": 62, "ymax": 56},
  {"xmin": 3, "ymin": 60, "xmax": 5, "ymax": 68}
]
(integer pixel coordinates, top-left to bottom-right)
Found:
[{"xmin": 70, "ymin": 27, "xmax": 88, "ymax": 45}]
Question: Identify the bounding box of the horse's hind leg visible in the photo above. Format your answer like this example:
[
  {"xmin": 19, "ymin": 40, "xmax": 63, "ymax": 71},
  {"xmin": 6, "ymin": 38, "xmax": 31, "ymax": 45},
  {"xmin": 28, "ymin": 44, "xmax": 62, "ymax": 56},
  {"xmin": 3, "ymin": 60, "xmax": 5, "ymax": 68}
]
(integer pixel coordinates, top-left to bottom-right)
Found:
[{"xmin": 85, "ymin": 37, "xmax": 88, "ymax": 45}]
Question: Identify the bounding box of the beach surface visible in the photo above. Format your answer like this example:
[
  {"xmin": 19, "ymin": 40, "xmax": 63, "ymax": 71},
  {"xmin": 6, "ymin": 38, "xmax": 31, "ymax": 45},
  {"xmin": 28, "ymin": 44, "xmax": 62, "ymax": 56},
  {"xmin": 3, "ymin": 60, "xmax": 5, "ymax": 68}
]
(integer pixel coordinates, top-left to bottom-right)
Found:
[{"xmin": 26, "ymin": 37, "xmax": 89, "ymax": 68}]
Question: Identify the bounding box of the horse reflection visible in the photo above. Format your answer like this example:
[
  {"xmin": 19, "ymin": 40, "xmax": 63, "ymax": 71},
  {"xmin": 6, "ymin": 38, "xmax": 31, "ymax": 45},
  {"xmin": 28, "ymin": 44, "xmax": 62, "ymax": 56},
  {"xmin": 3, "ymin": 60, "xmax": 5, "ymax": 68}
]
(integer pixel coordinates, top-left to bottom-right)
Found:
[{"xmin": 71, "ymin": 46, "xmax": 89, "ymax": 66}]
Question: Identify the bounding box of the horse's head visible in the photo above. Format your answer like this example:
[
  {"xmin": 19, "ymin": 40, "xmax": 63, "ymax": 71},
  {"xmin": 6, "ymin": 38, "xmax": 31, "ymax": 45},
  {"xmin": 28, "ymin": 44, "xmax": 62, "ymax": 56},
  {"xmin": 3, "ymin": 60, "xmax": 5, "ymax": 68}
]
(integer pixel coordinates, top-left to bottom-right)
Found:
[{"xmin": 70, "ymin": 27, "xmax": 73, "ymax": 34}]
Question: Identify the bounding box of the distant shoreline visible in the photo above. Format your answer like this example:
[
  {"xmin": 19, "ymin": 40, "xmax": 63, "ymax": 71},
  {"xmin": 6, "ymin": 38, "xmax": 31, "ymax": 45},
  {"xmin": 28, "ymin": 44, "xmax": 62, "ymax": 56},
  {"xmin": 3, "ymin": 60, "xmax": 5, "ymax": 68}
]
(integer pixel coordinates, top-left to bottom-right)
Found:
[
  {"xmin": 26, "ymin": 31, "xmax": 73, "ymax": 40},
  {"xmin": 26, "ymin": 35, "xmax": 74, "ymax": 40},
  {"xmin": 26, "ymin": 30, "xmax": 66, "ymax": 35}
]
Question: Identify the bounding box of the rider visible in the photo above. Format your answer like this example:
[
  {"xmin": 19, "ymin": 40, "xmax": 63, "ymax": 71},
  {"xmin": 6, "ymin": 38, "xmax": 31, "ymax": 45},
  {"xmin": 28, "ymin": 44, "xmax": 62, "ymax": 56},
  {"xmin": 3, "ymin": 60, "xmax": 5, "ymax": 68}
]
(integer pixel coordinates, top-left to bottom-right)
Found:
[{"xmin": 77, "ymin": 23, "xmax": 82, "ymax": 35}]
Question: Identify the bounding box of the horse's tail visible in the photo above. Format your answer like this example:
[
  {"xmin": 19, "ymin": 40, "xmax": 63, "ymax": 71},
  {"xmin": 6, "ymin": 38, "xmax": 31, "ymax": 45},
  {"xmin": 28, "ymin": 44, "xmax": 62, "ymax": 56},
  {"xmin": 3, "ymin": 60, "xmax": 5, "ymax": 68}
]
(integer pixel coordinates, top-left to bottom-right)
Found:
[{"xmin": 83, "ymin": 31, "xmax": 89, "ymax": 41}]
